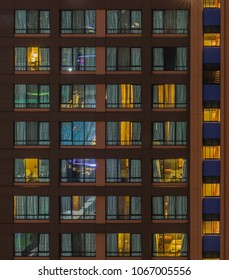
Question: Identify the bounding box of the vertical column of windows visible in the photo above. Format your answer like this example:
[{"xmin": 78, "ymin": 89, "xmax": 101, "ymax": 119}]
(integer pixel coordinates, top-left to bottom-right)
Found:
[{"xmin": 202, "ymin": 0, "xmax": 221, "ymax": 260}]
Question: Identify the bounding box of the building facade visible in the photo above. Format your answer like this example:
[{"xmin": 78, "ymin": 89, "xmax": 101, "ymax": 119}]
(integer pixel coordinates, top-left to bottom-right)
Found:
[{"xmin": 0, "ymin": 0, "xmax": 228, "ymax": 259}]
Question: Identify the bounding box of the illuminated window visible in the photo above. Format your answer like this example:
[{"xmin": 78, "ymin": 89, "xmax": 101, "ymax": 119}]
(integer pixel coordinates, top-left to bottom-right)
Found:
[
  {"xmin": 15, "ymin": 47, "xmax": 50, "ymax": 71},
  {"xmin": 60, "ymin": 84, "xmax": 96, "ymax": 109},
  {"xmin": 153, "ymin": 47, "xmax": 188, "ymax": 71},
  {"xmin": 60, "ymin": 196, "xmax": 96, "ymax": 220},
  {"xmin": 203, "ymin": 146, "xmax": 220, "ymax": 159},
  {"xmin": 14, "ymin": 196, "xmax": 49, "ymax": 219},
  {"xmin": 152, "ymin": 10, "xmax": 188, "ymax": 34},
  {"xmin": 107, "ymin": 10, "xmax": 142, "ymax": 34},
  {"xmin": 152, "ymin": 121, "xmax": 187, "ymax": 145},
  {"xmin": 203, "ymin": 183, "xmax": 220, "ymax": 196},
  {"xmin": 14, "ymin": 122, "xmax": 50, "ymax": 145},
  {"xmin": 14, "ymin": 84, "xmax": 50, "ymax": 108},
  {"xmin": 61, "ymin": 10, "xmax": 96, "ymax": 34},
  {"xmin": 106, "ymin": 84, "xmax": 141, "ymax": 108},
  {"xmin": 152, "ymin": 159, "xmax": 187, "ymax": 182},
  {"xmin": 106, "ymin": 196, "xmax": 142, "ymax": 220},
  {"xmin": 204, "ymin": 33, "xmax": 220, "ymax": 46},
  {"xmin": 152, "ymin": 196, "xmax": 187, "ymax": 220},
  {"xmin": 106, "ymin": 159, "xmax": 141, "ymax": 183},
  {"xmin": 106, "ymin": 122, "xmax": 141, "ymax": 145},
  {"xmin": 106, "ymin": 233, "xmax": 141, "ymax": 256},
  {"xmin": 14, "ymin": 233, "xmax": 49, "ymax": 257},
  {"xmin": 61, "ymin": 47, "xmax": 96, "ymax": 71},
  {"xmin": 203, "ymin": 221, "xmax": 220, "ymax": 234},
  {"xmin": 106, "ymin": 48, "xmax": 142, "ymax": 71},
  {"xmin": 152, "ymin": 84, "xmax": 187, "ymax": 108},
  {"xmin": 60, "ymin": 159, "xmax": 96, "ymax": 183},
  {"xmin": 152, "ymin": 233, "xmax": 188, "ymax": 257},
  {"xmin": 60, "ymin": 122, "xmax": 96, "ymax": 146},
  {"xmin": 61, "ymin": 233, "xmax": 96, "ymax": 256},
  {"xmin": 14, "ymin": 159, "xmax": 49, "ymax": 183},
  {"xmin": 15, "ymin": 10, "xmax": 50, "ymax": 34},
  {"xmin": 204, "ymin": 108, "xmax": 220, "ymax": 122},
  {"xmin": 203, "ymin": 0, "xmax": 220, "ymax": 8}
]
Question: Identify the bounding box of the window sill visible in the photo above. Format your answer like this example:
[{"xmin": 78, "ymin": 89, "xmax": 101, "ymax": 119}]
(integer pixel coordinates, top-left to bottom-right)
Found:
[
  {"xmin": 106, "ymin": 146, "xmax": 142, "ymax": 149},
  {"xmin": 60, "ymin": 145, "xmax": 96, "ymax": 149},
  {"xmin": 152, "ymin": 108, "xmax": 186, "ymax": 112},
  {"xmin": 14, "ymin": 108, "xmax": 50, "ymax": 112},
  {"xmin": 60, "ymin": 220, "xmax": 96, "ymax": 224},
  {"xmin": 106, "ymin": 220, "xmax": 142, "ymax": 223},
  {"xmin": 14, "ymin": 257, "xmax": 49, "ymax": 260},
  {"xmin": 152, "ymin": 182, "xmax": 188, "ymax": 187},
  {"xmin": 152, "ymin": 34, "xmax": 188, "ymax": 38},
  {"xmin": 106, "ymin": 34, "xmax": 142, "ymax": 37},
  {"xmin": 14, "ymin": 183, "xmax": 50, "ymax": 187},
  {"xmin": 14, "ymin": 71, "xmax": 50, "ymax": 74},
  {"xmin": 60, "ymin": 183, "xmax": 96, "ymax": 187},
  {"xmin": 14, "ymin": 220, "xmax": 50, "ymax": 223},
  {"xmin": 152, "ymin": 145, "xmax": 187, "ymax": 149},
  {"xmin": 152, "ymin": 220, "xmax": 188, "ymax": 224},
  {"xmin": 106, "ymin": 71, "xmax": 142, "ymax": 74},
  {"xmin": 106, "ymin": 183, "xmax": 142, "ymax": 186},
  {"xmin": 60, "ymin": 257, "xmax": 96, "ymax": 260},
  {"xmin": 152, "ymin": 70, "xmax": 188, "ymax": 74},
  {"xmin": 60, "ymin": 34, "xmax": 96, "ymax": 37},
  {"xmin": 106, "ymin": 108, "xmax": 142, "ymax": 111},
  {"xmin": 14, "ymin": 34, "xmax": 50, "ymax": 37},
  {"xmin": 60, "ymin": 71, "xmax": 96, "ymax": 74},
  {"xmin": 14, "ymin": 146, "xmax": 50, "ymax": 149}
]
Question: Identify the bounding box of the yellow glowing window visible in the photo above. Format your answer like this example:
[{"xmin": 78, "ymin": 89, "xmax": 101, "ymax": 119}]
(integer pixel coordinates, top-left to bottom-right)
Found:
[
  {"xmin": 153, "ymin": 233, "xmax": 187, "ymax": 257},
  {"xmin": 203, "ymin": 0, "xmax": 220, "ymax": 8},
  {"xmin": 203, "ymin": 221, "xmax": 220, "ymax": 234},
  {"xmin": 157, "ymin": 84, "xmax": 175, "ymax": 108},
  {"xmin": 203, "ymin": 146, "xmax": 220, "ymax": 159},
  {"xmin": 118, "ymin": 233, "xmax": 130, "ymax": 256},
  {"xmin": 204, "ymin": 33, "xmax": 220, "ymax": 46},
  {"xmin": 203, "ymin": 183, "xmax": 220, "ymax": 196},
  {"xmin": 28, "ymin": 47, "xmax": 39, "ymax": 71},
  {"xmin": 120, "ymin": 122, "xmax": 132, "ymax": 145},
  {"xmin": 203, "ymin": 108, "xmax": 220, "ymax": 122},
  {"xmin": 120, "ymin": 84, "xmax": 134, "ymax": 108}
]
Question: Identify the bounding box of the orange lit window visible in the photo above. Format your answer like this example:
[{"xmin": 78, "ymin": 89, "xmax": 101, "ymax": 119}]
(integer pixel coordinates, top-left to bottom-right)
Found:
[
  {"xmin": 204, "ymin": 33, "xmax": 220, "ymax": 46},
  {"xmin": 204, "ymin": 108, "xmax": 220, "ymax": 122},
  {"xmin": 203, "ymin": 183, "xmax": 220, "ymax": 196},
  {"xmin": 203, "ymin": 146, "xmax": 220, "ymax": 159},
  {"xmin": 203, "ymin": 221, "xmax": 220, "ymax": 234},
  {"xmin": 203, "ymin": 0, "xmax": 220, "ymax": 8}
]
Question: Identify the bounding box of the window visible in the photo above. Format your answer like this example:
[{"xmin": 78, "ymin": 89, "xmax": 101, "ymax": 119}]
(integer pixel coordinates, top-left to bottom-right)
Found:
[
  {"xmin": 60, "ymin": 122, "xmax": 96, "ymax": 146},
  {"xmin": 14, "ymin": 158, "xmax": 49, "ymax": 183},
  {"xmin": 15, "ymin": 47, "xmax": 50, "ymax": 71},
  {"xmin": 106, "ymin": 84, "xmax": 141, "ymax": 108},
  {"xmin": 106, "ymin": 196, "xmax": 141, "ymax": 220},
  {"xmin": 61, "ymin": 10, "xmax": 96, "ymax": 34},
  {"xmin": 203, "ymin": 221, "xmax": 220, "ymax": 234},
  {"xmin": 61, "ymin": 233, "xmax": 96, "ymax": 257},
  {"xmin": 152, "ymin": 10, "xmax": 188, "ymax": 34},
  {"xmin": 153, "ymin": 47, "xmax": 188, "ymax": 71},
  {"xmin": 14, "ymin": 233, "xmax": 49, "ymax": 257},
  {"xmin": 106, "ymin": 10, "xmax": 142, "ymax": 34},
  {"xmin": 106, "ymin": 159, "xmax": 141, "ymax": 183},
  {"xmin": 152, "ymin": 196, "xmax": 187, "ymax": 220},
  {"xmin": 61, "ymin": 47, "xmax": 96, "ymax": 71},
  {"xmin": 152, "ymin": 84, "xmax": 187, "ymax": 108},
  {"xmin": 203, "ymin": 183, "xmax": 220, "ymax": 196},
  {"xmin": 203, "ymin": 146, "xmax": 220, "ymax": 159},
  {"xmin": 203, "ymin": 0, "xmax": 220, "ymax": 8},
  {"xmin": 106, "ymin": 233, "xmax": 141, "ymax": 256},
  {"xmin": 60, "ymin": 196, "xmax": 96, "ymax": 219},
  {"xmin": 152, "ymin": 233, "xmax": 187, "ymax": 257},
  {"xmin": 14, "ymin": 84, "xmax": 50, "ymax": 108},
  {"xmin": 14, "ymin": 122, "xmax": 49, "ymax": 145},
  {"xmin": 204, "ymin": 108, "xmax": 220, "ymax": 122},
  {"xmin": 152, "ymin": 121, "xmax": 187, "ymax": 146},
  {"xmin": 60, "ymin": 84, "xmax": 96, "ymax": 109},
  {"xmin": 106, "ymin": 122, "xmax": 141, "ymax": 145},
  {"xmin": 14, "ymin": 196, "xmax": 49, "ymax": 219},
  {"xmin": 203, "ymin": 64, "xmax": 220, "ymax": 84},
  {"xmin": 152, "ymin": 159, "xmax": 187, "ymax": 182},
  {"xmin": 60, "ymin": 159, "xmax": 96, "ymax": 183},
  {"xmin": 106, "ymin": 47, "xmax": 141, "ymax": 71},
  {"xmin": 204, "ymin": 33, "xmax": 220, "ymax": 46},
  {"xmin": 15, "ymin": 10, "xmax": 50, "ymax": 34}
]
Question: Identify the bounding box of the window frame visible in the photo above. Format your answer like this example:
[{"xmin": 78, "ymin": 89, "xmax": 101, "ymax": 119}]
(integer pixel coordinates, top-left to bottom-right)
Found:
[{"xmin": 15, "ymin": 10, "xmax": 50, "ymax": 34}]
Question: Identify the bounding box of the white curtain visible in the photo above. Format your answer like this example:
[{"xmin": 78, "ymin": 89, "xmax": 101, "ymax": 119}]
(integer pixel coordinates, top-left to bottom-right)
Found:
[
  {"xmin": 176, "ymin": 47, "xmax": 188, "ymax": 70},
  {"xmin": 61, "ymin": 233, "xmax": 96, "ymax": 256},
  {"xmin": 180, "ymin": 234, "xmax": 188, "ymax": 256},
  {"xmin": 153, "ymin": 48, "xmax": 164, "ymax": 70},
  {"xmin": 130, "ymin": 159, "xmax": 141, "ymax": 182},
  {"xmin": 181, "ymin": 159, "xmax": 188, "ymax": 182},
  {"xmin": 131, "ymin": 234, "xmax": 141, "ymax": 256},
  {"xmin": 176, "ymin": 196, "xmax": 188, "ymax": 219},
  {"xmin": 176, "ymin": 122, "xmax": 187, "ymax": 145},
  {"xmin": 15, "ymin": 47, "xmax": 26, "ymax": 70},
  {"xmin": 152, "ymin": 197, "xmax": 164, "ymax": 219},
  {"xmin": 106, "ymin": 234, "xmax": 118, "ymax": 256},
  {"xmin": 131, "ymin": 48, "xmax": 141, "ymax": 70},
  {"xmin": 106, "ymin": 48, "xmax": 117, "ymax": 70},
  {"xmin": 14, "ymin": 196, "xmax": 49, "ymax": 219},
  {"xmin": 176, "ymin": 84, "xmax": 187, "ymax": 108},
  {"xmin": 38, "ymin": 159, "xmax": 49, "ymax": 182},
  {"xmin": 153, "ymin": 11, "xmax": 163, "ymax": 33},
  {"xmin": 40, "ymin": 11, "xmax": 50, "ymax": 33},
  {"xmin": 39, "ymin": 48, "xmax": 50, "ymax": 70},
  {"xmin": 152, "ymin": 159, "xmax": 161, "ymax": 182},
  {"xmin": 61, "ymin": 11, "xmax": 72, "ymax": 33},
  {"xmin": 15, "ymin": 11, "xmax": 26, "ymax": 33}
]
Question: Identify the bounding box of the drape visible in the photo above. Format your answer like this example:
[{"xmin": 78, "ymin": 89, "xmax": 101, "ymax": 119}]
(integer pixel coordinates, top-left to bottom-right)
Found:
[
  {"xmin": 60, "ymin": 196, "xmax": 96, "ymax": 219},
  {"xmin": 61, "ymin": 233, "xmax": 96, "ymax": 256},
  {"xmin": 14, "ymin": 196, "xmax": 49, "ymax": 219},
  {"xmin": 153, "ymin": 48, "xmax": 164, "ymax": 70},
  {"xmin": 176, "ymin": 47, "xmax": 188, "ymax": 70},
  {"xmin": 60, "ymin": 122, "xmax": 96, "ymax": 145},
  {"xmin": 152, "ymin": 197, "xmax": 164, "ymax": 219}
]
